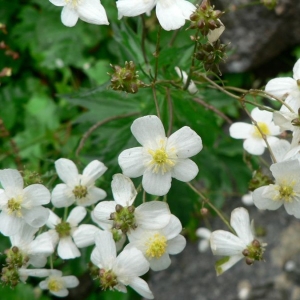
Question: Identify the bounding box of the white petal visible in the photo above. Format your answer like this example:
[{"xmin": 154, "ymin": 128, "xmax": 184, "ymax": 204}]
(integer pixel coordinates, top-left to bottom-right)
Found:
[
  {"xmin": 46, "ymin": 210, "xmax": 61, "ymax": 229},
  {"xmin": 51, "ymin": 289, "xmax": 69, "ymax": 297},
  {"xmin": 171, "ymin": 159, "xmax": 198, "ymax": 182},
  {"xmin": 215, "ymin": 255, "xmax": 243, "ymax": 276},
  {"xmin": 81, "ymin": 160, "xmax": 107, "ymax": 186},
  {"xmin": 265, "ymin": 77, "xmax": 296, "ymax": 98},
  {"xmin": 293, "ymin": 59, "xmax": 300, "ymax": 80},
  {"xmin": 118, "ymin": 147, "xmax": 146, "ymax": 177},
  {"xmin": 207, "ymin": 22, "xmax": 225, "ymax": 43},
  {"xmin": 81, "ymin": 186, "xmax": 106, "ymax": 207},
  {"xmin": 131, "ymin": 115, "xmax": 165, "ymax": 147},
  {"xmin": 0, "ymin": 212, "xmax": 24, "ymax": 236},
  {"xmin": 51, "ymin": 184, "xmax": 75, "ymax": 208},
  {"xmin": 243, "ymin": 138, "xmax": 265, "ymax": 155},
  {"xmin": 271, "ymin": 139, "xmax": 291, "ymax": 163},
  {"xmin": 55, "ymin": 158, "xmax": 79, "ymax": 185},
  {"xmin": 196, "ymin": 227, "xmax": 211, "ymax": 239},
  {"xmin": 210, "ymin": 230, "xmax": 246, "ymax": 256},
  {"xmin": 167, "ymin": 126, "xmax": 202, "ymax": 158},
  {"xmin": 61, "ymin": 5, "xmax": 79, "ymax": 27},
  {"xmin": 230, "ymin": 207, "xmax": 253, "ymax": 245},
  {"xmin": 149, "ymin": 252, "xmax": 171, "ymax": 271},
  {"xmin": 49, "ymin": 0, "xmax": 65, "ymax": 6},
  {"xmin": 67, "ymin": 206, "xmax": 86, "ymax": 226},
  {"xmin": 23, "ymin": 184, "xmax": 50, "ymax": 206},
  {"xmin": 142, "ymin": 169, "xmax": 172, "ymax": 196},
  {"xmin": 270, "ymin": 159, "xmax": 300, "ymax": 179},
  {"xmin": 161, "ymin": 214, "xmax": 182, "ymax": 239},
  {"xmin": 92, "ymin": 231, "xmax": 116, "ymax": 268},
  {"xmin": 92, "ymin": 201, "xmax": 115, "ymax": 228},
  {"xmin": 57, "ymin": 237, "xmax": 81, "ymax": 259},
  {"xmin": 77, "ymin": 0, "xmax": 109, "ymax": 25},
  {"xmin": 73, "ymin": 224, "xmax": 100, "ymax": 247},
  {"xmin": 116, "ymin": 0, "xmax": 156, "ymax": 18},
  {"xmin": 28, "ymin": 256, "xmax": 48, "ymax": 268},
  {"xmin": 19, "ymin": 268, "xmax": 50, "ymax": 278},
  {"xmin": 135, "ymin": 201, "xmax": 171, "ymax": 229},
  {"xmin": 229, "ymin": 122, "xmax": 252, "ymax": 139},
  {"xmin": 115, "ymin": 247, "xmax": 149, "ymax": 278},
  {"xmin": 251, "ymin": 107, "xmax": 273, "ymax": 123},
  {"xmin": 63, "ymin": 275, "xmax": 79, "ymax": 288},
  {"xmin": 111, "ymin": 174, "xmax": 137, "ymax": 206},
  {"xmin": 23, "ymin": 206, "xmax": 50, "ymax": 228},
  {"xmin": 129, "ymin": 277, "xmax": 154, "ymax": 299},
  {"xmin": 253, "ymin": 186, "xmax": 283, "ymax": 210},
  {"xmin": 0, "ymin": 169, "xmax": 23, "ymax": 191},
  {"xmin": 167, "ymin": 235, "xmax": 186, "ymax": 254}
]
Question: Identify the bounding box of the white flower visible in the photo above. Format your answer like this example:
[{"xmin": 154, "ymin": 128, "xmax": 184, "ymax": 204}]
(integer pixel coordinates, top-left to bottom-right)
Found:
[
  {"xmin": 241, "ymin": 192, "xmax": 254, "ymax": 206},
  {"xmin": 49, "ymin": 0, "xmax": 109, "ymax": 27},
  {"xmin": 196, "ymin": 227, "xmax": 211, "ymax": 252},
  {"xmin": 91, "ymin": 231, "xmax": 154, "ymax": 299},
  {"xmin": 229, "ymin": 107, "xmax": 281, "ymax": 155},
  {"xmin": 126, "ymin": 214, "xmax": 186, "ymax": 271},
  {"xmin": 118, "ymin": 115, "xmax": 203, "ymax": 196},
  {"xmin": 174, "ymin": 67, "xmax": 198, "ymax": 94},
  {"xmin": 45, "ymin": 206, "xmax": 98, "ymax": 259},
  {"xmin": 9, "ymin": 224, "xmax": 54, "ymax": 268},
  {"xmin": 116, "ymin": 0, "xmax": 196, "ymax": 31},
  {"xmin": 253, "ymin": 159, "xmax": 300, "ymax": 218},
  {"xmin": 18, "ymin": 268, "xmax": 51, "ymax": 284},
  {"xmin": 92, "ymin": 174, "xmax": 171, "ymax": 233},
  {"xmin": 39, "ymin": 269, "xmax": 79, "ymax": 297},
  {"xmin": 210, "ymin": 207, "xmax": 264, "ymax": 275},
  {"xmin": 51, "ymin": 158, "xmax": 107, "ymax": 208},
  {"xmin": 265, "ymin": 58, "xmax": 300, "ymax": 113},
  {"xmin": 0, "ymin": 169, "xmax": 50, "ymax": 236}
]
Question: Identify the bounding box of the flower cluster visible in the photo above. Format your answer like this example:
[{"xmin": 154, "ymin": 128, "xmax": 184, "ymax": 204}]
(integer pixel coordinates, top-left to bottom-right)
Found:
[{"xmin": 0, "ymin": 115, "xmax": 203, "ymax": 298}]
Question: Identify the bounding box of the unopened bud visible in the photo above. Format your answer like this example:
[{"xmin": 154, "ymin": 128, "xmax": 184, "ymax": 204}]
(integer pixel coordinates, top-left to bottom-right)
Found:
[{"xmin": 200, "ymin": 208, "xmax": 209, "ymax": 216}]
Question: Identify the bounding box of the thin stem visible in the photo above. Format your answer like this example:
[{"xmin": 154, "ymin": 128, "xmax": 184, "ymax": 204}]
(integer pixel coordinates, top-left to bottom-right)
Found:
[
  {"xmin": 76, "ymin": 112, "xmax": 139, "ymax": 156},
  {"xmin": 140, "ymin": 15, "xmax": 149, "ymax": 65},
  {"xmin": 192, "ymin": 97, "xmax": 232, "ymax": 124},
  {"xmin": 166, "ymin": 88, "xmax": 174, "ymax": 136},
  {"xmin": 152, "ymin": 85, "xmax": 161, "ymax": 119},
  {"xmin": 154, "ymin": 25, "xmax": 162, "ymax": 81},
  {"xmin": 186, "ymin": 182, "xmax": 235, "ymax": 233},
  {"xmin": 63, "ymin": 206, "xmax": 69, "ymax": 221}
]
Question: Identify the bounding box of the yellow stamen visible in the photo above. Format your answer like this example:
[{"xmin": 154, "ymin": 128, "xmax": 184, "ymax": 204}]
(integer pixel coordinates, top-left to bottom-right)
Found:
[
  {"xmin": 274, "ymin": 181, "xmax": 296, "ymax": 202},
  {"xmin": 145, "ymin": 233, "xmax": 167, "ymax": 258},
  {"xmin": 7, "ymin": 196, "xmax": 23, "ymax": 217},
  {"xmin": 47, "ymin": 277, "xmax": 64, "ymax": 292},
  {"xmin": 252, "ymin": 122, "xmax": 271, "ymax": 138}
]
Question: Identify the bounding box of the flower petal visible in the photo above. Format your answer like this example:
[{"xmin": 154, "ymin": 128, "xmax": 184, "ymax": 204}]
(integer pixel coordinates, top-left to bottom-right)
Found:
[
  {"xmin": 149, "ymin": 252, "xmax": 171, "ymax": 271},
  {"xmin": 167, "ymin": 126, "xmax": 202, "ymax": 158},
  {"xmin": 23, "ymin": 206, "xmax": 50, "ymax": 228},
  {"xmin": 67, "ymin": 206, "xmax": 86, "ymax": 225},
  {"xmin": 81, "ymin": 160, "xmax": 107, "ymax": 186},
  {"xmin": 111, "ymin": 174, "xmax": 137, "ymax": 206},
  {"xmin": 118, "ymin": 147, "xmax": 146, "ymax": 177},
  {"xmin": 57, "ymin": 237, "xmax": 81, "ymax": 259},
  {"xmin": 116, "ymin": 0, "xmax": 156, "ymax": 18},
  {"xmin": 55, "ymin": 158, "xmax": 79, "ymax": 185},
  {"xmin": 265, "ymin": 77, "xmax": 297, "ymax": 98},
  {"xmin": 92, "ymin": 201, "xmax": 115, "ymax": 228},
  {"xmin": 161, "ymin": 214, "xmax": 182, "ymax": 239},
  {"xmin": 129, "ymin": 277, "xmax": 154, "ymax": 299},
  {"xmin": 51, "ymin": 183, "xmax": 75, "ymax": 208},
  {"xmin": 229, "ymin": 122, "xmax": 252, "ymax": 139},
  {"xmin": 23, "ymin": 184, "xmax": 50, "ymax": 206},
  {"xmin": 0, "ymin": 212, "xmax": 24, "ymax": 236},
  {"xmin": 0, "ymin": 169, "xmax": 23, "ymax": 191},
  {"xmin": 131, "ymin": 115, "xmax": 165, "ymax": 147},
  {"xmin": 243, "ymin": 138, "xmax": 266, "ymax": 155},
  {"xmin": 77, "ymin": 0, "xmax": 109, "ymax": 25},
  {"xmin": 142, "ymin": 169, "xmax": 172, "ymax": 196},
  {"xmin": 167, "ymin": 235, "xmax": 186, "ymax": 254},
  {"xmin": 253, "ymin": 186, "xmax": 283, "ymax": 210},
  {"xmin": 215, "ymin": 255, "xmax": 243, "ymax": 276},
  {"xmin": 61, "ymin": 5, "xmax": 79, "ymax": 27},
  {"xmin": 63, "ymin": 275, "xmax": 80, "ymax": 288},
  {"xmin": 171, "ymin": 159, "xmax": 198, "ymax": 182},
  {"xmin": 73, "ymin": 224, "xmax": 101, "ymax": 248}
]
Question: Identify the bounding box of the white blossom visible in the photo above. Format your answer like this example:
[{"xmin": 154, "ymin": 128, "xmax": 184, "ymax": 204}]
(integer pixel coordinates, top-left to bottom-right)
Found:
[
  {"xmin": 92, "ymin": 174, "xmax": 171, "ymax": 233},
  {"xmin": 253, "ymin": 159, "xmax": 300, "ymax": 218},
  {"xmin": 174, "ymin": 67, "xmax": 198, "ymax": 94},
  {"xmin": 126, "ymin": 215, "xmax": 186, "ymax": 271},
  {"xmin": 196, "ymin": 227, "xmax": 211, "ymax": 252},
  {"xmin": 49, "ymin": 0, "xmax": 109, "ymax": 27},
  {"xmin": 116, "ymin": 0, "xmax": 196, "ymax": 31},
  {"xmin": 91, "ymin": 231, "xmax": 154, "ymax": 299},
  {"xmin": 39, "ymin": 269, "xmax": 79, "ymax": 297},
  {"xmin": 0, "ymin": 169, "xmax": 50, "ymax": 236},
  {"xmin": 210, "ymin": 207, "xmax": 264, "ymax": 275},
  {"xmin": 229, "ymin": 107, "xmax": 281, "ymax": 155},
  {"xmin": 265, "ymin": 58, "xmax": 300, "ymax": 113},
  {"xmin": 51, "ymin": 158, "xmax": 107, "ymax": 208},
  {"xmin": 118, "ymin": 115, "xmax": 202, "ymax": 196}
]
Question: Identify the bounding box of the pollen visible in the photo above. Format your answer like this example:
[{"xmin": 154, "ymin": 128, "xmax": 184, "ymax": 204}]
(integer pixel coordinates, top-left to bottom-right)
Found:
[
  {"xmin": 147, "ymin": 140, "xmax": 176, "ymax": 174},
  {"xmin": 72, "ymin": 185, "xmax": 88, "ymax": 199},
  {"xmin": 65, "ymin": 0, "xmax": 80, "ymax": 8},
  {"xmin": 145, "ymin": 233, "xmax": 167, "ymax": 258},
  {"xmin": 47, "ymin": 277, "xmax": 64, "ymax": 292},
  {"xmin": 252, "ymin": 122, "xmax": 270, "ymax": 138},
  {"xmin": 7, "ymin": 196, "xmax": 23, "ymax": 217},
  {"xmin": 278, "ymin": 185, "xmax": 295, "ymax": 202},
  {"xmin": 55, "ymin": 221, "xmax": 71, "ymax": 238}
]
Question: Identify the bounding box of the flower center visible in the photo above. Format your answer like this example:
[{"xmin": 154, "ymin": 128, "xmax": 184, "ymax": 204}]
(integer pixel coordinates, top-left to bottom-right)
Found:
[
  {"xmin": 278, "ymin": 185, "xmax": 295, "ymax": 202},
  {"xmin": 252, "ymin": 122, "xmax": 270, "ymax": 138},
  {"xmin": 242, "ymin": 239, "xmax": 265, "ymax": 265},
  {"xmin": 7, "ymin": 196, "xmax": 23, "ymax": 217},
  {"xmin": 72, "ymin": 185, "xmax": 88, "ymax": 199},
  {"xmin": 110, "ymin": 204, "xmax": 136, "ymax": 233},
  {"xmin": 145, "ymin": 233, "xmax": 167, "ymax": 258},
  {"xmin": 99, "ymin": 269, "xmax": 118, "ymax": 291},
  {"xmin": 65, "ymin": 0, "xmax": 80, "ymax": 8},
  {"xmin": 48, "ymin": 277, "xmax": 64, "ymax": 292},
  {"xmin": 55, "ymin": 221, "xmax": 71, "ymax": 238},
  {"xmin": 147, "ymin": 140, "xmax": 176, "ymax": 174}
]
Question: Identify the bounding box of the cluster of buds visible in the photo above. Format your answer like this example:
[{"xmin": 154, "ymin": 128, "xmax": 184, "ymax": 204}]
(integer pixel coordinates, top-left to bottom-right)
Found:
[
  {"xmin": 1, "ymin": 246, "xmax": 29, "ymax": 287},
  {"xmin": 195, "ymin": 40, "xmax": 227, "ymax": 73},
  {"xmin": 109, "ymin": 61, "xmax": 144, "ymax": 94},
  {"xmin": 21, "ymin": 169, "xmax": 43, "ymax": 186},
  {"xmin": 189, "ymin": 0, "xmax": 223, "ymax": 36},
  {"xmin": 248, "ymin": 169, "xmax": 273, "ymax": 191},
  {"xmin": 110, "ymin": 204, "xmax": 137, "ymax": 233},
  {"xmin": 242, "ymin": 239, "xmax": 265, "ymax": 265}
]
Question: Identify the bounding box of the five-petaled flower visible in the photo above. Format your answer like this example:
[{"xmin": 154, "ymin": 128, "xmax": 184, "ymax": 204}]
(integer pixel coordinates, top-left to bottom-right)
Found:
[{"xmin": 118, "ymin": 115, "xmax": 202, "ymax": 196}]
